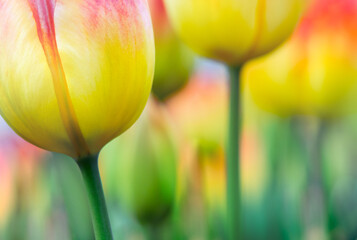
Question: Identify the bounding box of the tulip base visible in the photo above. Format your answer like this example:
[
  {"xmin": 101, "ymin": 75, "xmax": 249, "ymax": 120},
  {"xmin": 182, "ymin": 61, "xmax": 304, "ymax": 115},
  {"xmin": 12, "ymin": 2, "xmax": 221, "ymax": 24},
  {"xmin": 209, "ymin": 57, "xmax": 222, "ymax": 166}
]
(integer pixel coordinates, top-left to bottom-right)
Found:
[
  {"xmin": 226, "ymin": 65, "xmax": 242, "ymax": 240},
  {"xmin": 77, "ymin": 154, "xmax": 113, "ymax": 240}
]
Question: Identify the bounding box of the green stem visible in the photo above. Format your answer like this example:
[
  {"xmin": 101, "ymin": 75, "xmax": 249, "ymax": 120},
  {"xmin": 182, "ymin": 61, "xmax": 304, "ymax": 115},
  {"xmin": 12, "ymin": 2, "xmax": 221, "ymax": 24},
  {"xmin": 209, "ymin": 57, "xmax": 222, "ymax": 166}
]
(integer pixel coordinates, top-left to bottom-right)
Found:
[
  {"xmin": 304, "ymin": 120, "xmax": 328, "ymax": 237},
  {"xmin": 77, "ymin": 155, "xmax": 113, "ymax": 240},
  {"xmin": 292, "ymin": 118, "xmax": 328, "ymax": 238},
  {"xmin": 146, "ymin": 224, "xmax": 160, "ymax": 240},
  {"xmin": 226, "ymin": 65, "xmax": 242, "ymax": 240},
  {"xmin": 265, "ymin": 119, "xmax": 288, "ymax": 239}
]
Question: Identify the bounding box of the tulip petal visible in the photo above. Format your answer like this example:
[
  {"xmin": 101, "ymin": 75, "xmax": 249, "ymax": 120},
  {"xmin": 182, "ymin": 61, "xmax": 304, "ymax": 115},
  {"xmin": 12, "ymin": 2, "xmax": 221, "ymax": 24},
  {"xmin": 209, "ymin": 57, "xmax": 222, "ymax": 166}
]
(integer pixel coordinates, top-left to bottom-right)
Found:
[
  {"xmin": 0, "ymin": 0, "xmax": 155, "ymax": 157},
  {"xmin": 164, "ymin": 0, "xmax": 305, "ymax": 65},
  {"xmin": 54, "ymin": 0, "xmax": 154, "ymax": 154},
  {"xmin": 250, "ymin": 0, "xmax": 304, "ymax": 59},
  {"xmin": 164, "ymin": 0, "xmax": 259, "ymax": 64},
  {"xmin": 0, "ymin": 0, "xmax": 75, "ymax": 156},
  {"xmin": 245, "ymin": 0, "xmax": 357, "ymax": 117},
  {"xmin": 28, "ymin": 0, "xmax": 90, "ymax": 157}
]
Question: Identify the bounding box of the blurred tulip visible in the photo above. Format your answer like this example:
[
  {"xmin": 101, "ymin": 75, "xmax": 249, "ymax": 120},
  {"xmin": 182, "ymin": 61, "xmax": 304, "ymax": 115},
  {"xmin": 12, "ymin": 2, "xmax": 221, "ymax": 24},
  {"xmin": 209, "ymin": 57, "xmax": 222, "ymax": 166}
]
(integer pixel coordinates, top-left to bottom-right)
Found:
[
  {"xmin": 163, "ymin": 0, "xmax": 306, "ymax": 65},
  {"xmin": 245, "ymin": 0, "xmax": 357, "ymax": 118},
  {"xmin": 0, "ymin": 0, "xmax": 155, "ymax": 159},
  {"xmin": 101, "ymin": 99, "xmax": 177, "ymax": 225},
  {"xmin": 201, "ymin": 129, "xmax": 266, "ymax": 211},
  {"xmin": 0, "ymin": 151, "xmax": 14, "ymax": 230},
  {"xmin": 0, "ymin": 132, "xmax": 50, "ymax": 240},
  {"xmin": 148, "ymin": 0, "xmax": 194, "ymax": 100},
  {"xmin": 167, "ymin": 69, "xmax": 227, "ymax": 238},
  {"xmin": 168, "ymin": 66, "xmax": 266, "ymax": 238},
  {"xmin": 163, "ymin": 2, "xmax": 306, "ymax": 238},
  {"xmin": 245, "ymin": 1, "xmax": 357, "ymax": 238},
  {"xmin": 167, "ymin": 66, "xmax": 228, "ymax": 147}
]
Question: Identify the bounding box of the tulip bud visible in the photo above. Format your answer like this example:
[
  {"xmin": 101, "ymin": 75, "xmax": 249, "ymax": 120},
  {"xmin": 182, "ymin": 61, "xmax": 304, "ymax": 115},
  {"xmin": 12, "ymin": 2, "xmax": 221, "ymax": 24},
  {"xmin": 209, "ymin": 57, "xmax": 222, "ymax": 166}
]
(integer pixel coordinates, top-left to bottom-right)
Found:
[
  {"xmin": 148, "ymin": 0, "xmax": 194, "ymax": 100},
  {"xmin": 101, "ymin": 99, "xmax": 177, "ymax": 224},
  {"xmin": 163, "ymin": 0, "xmax": 306, "ymax": 65},
  {"xmin": 0, "ymin": 0, "xmax": 155, "ymax": 158},
  {"xmin": 245, "ymin": 0, "xmax": 357, "ymax": 117}
]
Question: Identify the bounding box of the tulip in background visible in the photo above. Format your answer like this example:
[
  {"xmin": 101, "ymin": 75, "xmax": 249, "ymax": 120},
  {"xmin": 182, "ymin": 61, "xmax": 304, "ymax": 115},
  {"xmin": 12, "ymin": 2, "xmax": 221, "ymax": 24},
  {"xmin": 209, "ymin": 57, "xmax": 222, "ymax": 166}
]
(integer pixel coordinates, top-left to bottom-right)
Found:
[
  {"xmin": 0, "ymin": 1, "xmax": 155, "ymax": 239},
  {"xmin": 0, "ymin": 151, "xmax": 14, "ymax": 235},
  {"xmin": 246, "ymin": 0, "xmax": 357, "ymax": 118},
  {"xmin": 101, "ymin": 100, "xmax": 177, "ymax": 238},
  {"xmin": 8, "ymin": 139, "xmax": 50, "ymax": 240},
  {"xmin": 245, "ymin": 0, "xmax": 357, "ymax": 238},
  {"xmin": 148, "ymin": 0, "xmax": 194, "ymax": 101},
  {"xmin": 167, "ymin": 67, "xmax": 229, "ymax": 238},
  {"xmin": 163, "ymin": 0, "xmax": 306, "ymax": 238},
  {"xmin": 167, "ymin": 66, "xmax": 267, "ymax": 239}
]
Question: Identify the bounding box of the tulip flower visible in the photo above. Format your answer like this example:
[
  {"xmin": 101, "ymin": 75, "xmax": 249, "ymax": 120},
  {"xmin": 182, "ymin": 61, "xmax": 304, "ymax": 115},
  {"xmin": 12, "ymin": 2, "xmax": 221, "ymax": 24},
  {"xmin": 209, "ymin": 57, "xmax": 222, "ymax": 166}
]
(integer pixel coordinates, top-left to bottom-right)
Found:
[
  {"xmin": 168, "ymin": 68, "xmax": 266, "ymax": 238},
  {"xmin": 148, "ymin": 0, "xmax": 194, "ymax": 100},
  {"xmin": 0, "ymin": 1, "xmax": 155, "ymax": 239},
  {"xmin": 163, "ymin": 0, "xmax": 305, "ymax": 238},
  {"xmin": 163, "ymin": 0, "xmax": 305, "ymax": 66},
  {"xmin": 246, "ymin": 0, "xmax": 357, "ymax": 118},
  {"xmin": 245, "ymin": 1, "xmax": 357, "ymax": 237}
]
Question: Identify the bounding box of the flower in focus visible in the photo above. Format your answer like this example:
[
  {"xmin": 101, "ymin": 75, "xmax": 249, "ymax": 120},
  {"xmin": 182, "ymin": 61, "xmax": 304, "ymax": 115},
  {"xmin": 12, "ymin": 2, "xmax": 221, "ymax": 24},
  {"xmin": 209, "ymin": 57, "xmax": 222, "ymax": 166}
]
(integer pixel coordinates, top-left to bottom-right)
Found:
[
  {"xmin": 245, "ymin": 0, "xmax": 357, "ymax": 118},
  {"xmin": 101, "ymin": 99, "xmax": 177, "ymax": 224},
  {"xmin": 163, "ymin": 0, "xmax": 306, "ymax": 65},
  {"xmin": 148, "ymin": 0, "xmax": 194, "ymax": 100},
  {"xmin": 0, "ymin": 0, "xmax": 155, "ymax": 158}
]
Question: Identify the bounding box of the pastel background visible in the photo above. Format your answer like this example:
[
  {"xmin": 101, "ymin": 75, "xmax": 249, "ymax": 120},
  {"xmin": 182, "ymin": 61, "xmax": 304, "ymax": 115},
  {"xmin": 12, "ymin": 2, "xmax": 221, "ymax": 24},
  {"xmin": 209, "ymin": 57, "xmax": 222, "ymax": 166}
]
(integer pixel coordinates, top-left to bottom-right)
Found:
[{"xmin": 1, "ymin": 0, "xmax": 357, "ymax": 239}]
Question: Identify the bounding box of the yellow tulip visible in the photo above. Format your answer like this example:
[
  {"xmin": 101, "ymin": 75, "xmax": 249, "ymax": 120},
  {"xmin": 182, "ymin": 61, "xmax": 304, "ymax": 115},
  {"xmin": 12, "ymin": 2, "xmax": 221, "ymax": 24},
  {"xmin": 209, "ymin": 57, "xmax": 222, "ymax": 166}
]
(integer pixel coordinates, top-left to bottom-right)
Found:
[
  {"xmin": 0, "ymin": 0, "xmax": 155, "ymax": 159},
  {"xmin": 162, "ymin": 2, "xmax": 306, "ymax": 238},
  {"xmin": 245, "ymin": 0, "xmax": 357, "ymax": 117},
  {"xmin": 163, "ymin": 0, "xmax": 306, "ymax": 65}
]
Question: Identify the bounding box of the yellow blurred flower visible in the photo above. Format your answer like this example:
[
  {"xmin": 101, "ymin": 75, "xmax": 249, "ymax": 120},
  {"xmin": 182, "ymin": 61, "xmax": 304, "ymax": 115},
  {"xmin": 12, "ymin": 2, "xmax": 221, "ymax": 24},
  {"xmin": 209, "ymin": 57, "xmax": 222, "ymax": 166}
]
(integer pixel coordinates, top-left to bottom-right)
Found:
[
  {"xmin": 163, "ymin": 0, "xmax": 306, "ymax": 65},
  {"xmin": 245, "ymin": 0, "xmax": 357, "ymax": 117},
  {"xmin": 148, "ymin": 0, "xmax": 194, "ymax": 100},
  {"xmin": 0, "ymin": 0, "xmax": 155, "ymax": 158}
]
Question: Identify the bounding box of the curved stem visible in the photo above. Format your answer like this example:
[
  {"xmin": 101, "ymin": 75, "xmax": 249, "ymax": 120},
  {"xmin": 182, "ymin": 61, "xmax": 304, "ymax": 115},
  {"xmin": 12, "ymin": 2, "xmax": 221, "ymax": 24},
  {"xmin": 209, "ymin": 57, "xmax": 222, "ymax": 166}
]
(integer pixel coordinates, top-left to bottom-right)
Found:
[
  {"xmin": 226, "ymin": 65, "xmax": 242, "ymax": 240},
  {"xmin": 77, "ymin": 155, "xmax": 113, "ymax": 240}
]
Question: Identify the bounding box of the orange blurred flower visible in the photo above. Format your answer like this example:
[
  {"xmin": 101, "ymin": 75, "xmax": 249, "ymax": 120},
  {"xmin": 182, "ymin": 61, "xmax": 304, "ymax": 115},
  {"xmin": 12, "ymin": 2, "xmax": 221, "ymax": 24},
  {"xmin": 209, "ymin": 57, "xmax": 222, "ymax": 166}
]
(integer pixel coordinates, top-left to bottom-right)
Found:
[{"xmin": 246, "ymin": 0, "xmax": 357, "ymax": 117}]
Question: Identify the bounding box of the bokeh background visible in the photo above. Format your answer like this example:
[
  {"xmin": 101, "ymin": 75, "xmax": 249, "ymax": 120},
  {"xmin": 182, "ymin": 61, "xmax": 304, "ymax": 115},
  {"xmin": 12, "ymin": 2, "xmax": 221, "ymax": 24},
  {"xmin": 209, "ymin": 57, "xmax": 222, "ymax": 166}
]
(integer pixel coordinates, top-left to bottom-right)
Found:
[{"xmin": 1, "ymin": 0, "xmax": 357, "ymax": 239}]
